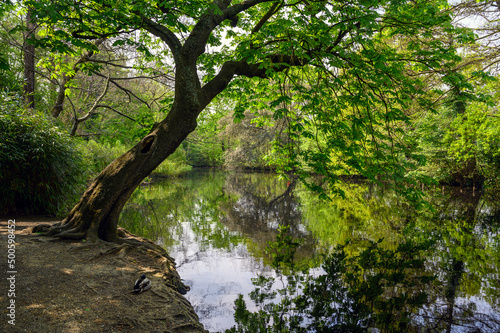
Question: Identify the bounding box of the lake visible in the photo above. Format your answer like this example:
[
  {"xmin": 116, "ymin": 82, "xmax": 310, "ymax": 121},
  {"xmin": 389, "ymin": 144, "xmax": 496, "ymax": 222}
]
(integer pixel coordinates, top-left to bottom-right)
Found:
[{"xmin": 119, "ymin": 169, "xmax": 500, "ymax": 332}]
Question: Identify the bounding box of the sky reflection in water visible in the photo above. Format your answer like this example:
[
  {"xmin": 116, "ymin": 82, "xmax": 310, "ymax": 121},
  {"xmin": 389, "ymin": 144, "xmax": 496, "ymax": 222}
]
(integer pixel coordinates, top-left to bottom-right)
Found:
[{"xmin": 120, "ymin": 170, "xmax": 500, "ymax": 332}]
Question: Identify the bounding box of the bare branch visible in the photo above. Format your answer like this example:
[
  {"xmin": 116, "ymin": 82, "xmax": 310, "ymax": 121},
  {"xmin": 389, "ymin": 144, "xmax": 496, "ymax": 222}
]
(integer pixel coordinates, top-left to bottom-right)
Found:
[
  {"xmin": 89, "ymin": 59, "xmax": 139, "ymax": 69},
  {"xmin": 80, "ymin": 75, "xmax": 110, "ymax": 122},
  {"xmin": 71, "ymin": 29, "xmax": 135, "ymax": 40},
  {"xmin": 95, "ymin": 104, "xmax": 138, "ymax": 122},
  {"xmin": 70, "ymin": 75, "xmax": 111, "ymax": 136},
  {"xmin": 104, "ymin": 74, "xmax": 174, "ymax": 82},
  {"xmin": 74, "ymin": 133, "xmax": 103, "ymax": 137},
  {"xmin": 91, "ymin": 70, "xmax": 151, "ymax": 108},
  {"xmin": 89, "ymin": 59, "xmax": 175, "ymax": 82}
]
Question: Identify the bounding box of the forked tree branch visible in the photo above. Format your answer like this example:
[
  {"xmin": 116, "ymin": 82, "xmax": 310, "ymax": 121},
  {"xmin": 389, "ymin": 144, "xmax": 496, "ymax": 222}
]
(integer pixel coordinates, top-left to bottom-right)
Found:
[
  {"xmin": 140, "ymin": 16, "xmax": 182, "ymax": 57},
  {"xmin": 183, "ymin": 0, "xmax": 278, "ymax": 62},
  {"xmin": 70, "ymin": 75, "xmax": 111, "ymax": 136}
]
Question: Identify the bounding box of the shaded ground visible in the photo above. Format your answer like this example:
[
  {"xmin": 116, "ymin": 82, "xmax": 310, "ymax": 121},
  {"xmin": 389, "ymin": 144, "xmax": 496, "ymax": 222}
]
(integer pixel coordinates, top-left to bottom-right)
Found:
[{"xmin": 0, "ymin": 217, "xmax": 207, "ymax": 333}]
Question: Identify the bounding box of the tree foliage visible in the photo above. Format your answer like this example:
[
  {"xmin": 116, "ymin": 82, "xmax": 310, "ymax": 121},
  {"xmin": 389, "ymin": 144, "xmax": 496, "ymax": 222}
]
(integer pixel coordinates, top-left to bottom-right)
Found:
[
  {"xmin": 413, "ymin": 71, "xmax": 500, "ymax": 188},
  {"xmin": 25, "ymin": 0, "xmax": 467, "ymax": 185}
]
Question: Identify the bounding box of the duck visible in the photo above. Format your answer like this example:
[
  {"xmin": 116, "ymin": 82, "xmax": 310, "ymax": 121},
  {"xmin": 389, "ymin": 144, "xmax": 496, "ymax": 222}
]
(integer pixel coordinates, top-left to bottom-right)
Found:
[{"xmin": 133, "ymin": 275, "xmax": 152, "ymax": 293}]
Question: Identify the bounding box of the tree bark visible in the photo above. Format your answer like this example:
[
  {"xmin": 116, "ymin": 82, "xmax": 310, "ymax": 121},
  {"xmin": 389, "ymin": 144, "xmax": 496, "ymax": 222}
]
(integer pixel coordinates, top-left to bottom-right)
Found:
[{"xmin": 23, "ymin": 8, "xmax": 36, "ymax": 109}]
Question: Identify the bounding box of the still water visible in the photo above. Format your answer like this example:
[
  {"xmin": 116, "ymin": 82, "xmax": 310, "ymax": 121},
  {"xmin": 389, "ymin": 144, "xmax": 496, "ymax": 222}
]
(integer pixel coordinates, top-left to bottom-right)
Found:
[{"xmin": 120, "ymin": 169, "xmax": 500, "ymax": 332}]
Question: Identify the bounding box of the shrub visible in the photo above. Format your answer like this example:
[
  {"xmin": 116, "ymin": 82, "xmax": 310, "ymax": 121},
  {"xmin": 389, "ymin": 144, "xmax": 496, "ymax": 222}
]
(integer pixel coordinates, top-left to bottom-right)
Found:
[
  {"xmin": 77, "ymin": 139, "xmax": 130, "ymax": 175},
  {"xmin": 153, "ymin": 146, "xmax": 192, "ymax": 176},
  {"xmin": 0, "ymin": 97, "xmax": 87, "ymax": 216},
  {"xmin": 78, "ymin": 138, "xmax": 192, "ymax": 177}
]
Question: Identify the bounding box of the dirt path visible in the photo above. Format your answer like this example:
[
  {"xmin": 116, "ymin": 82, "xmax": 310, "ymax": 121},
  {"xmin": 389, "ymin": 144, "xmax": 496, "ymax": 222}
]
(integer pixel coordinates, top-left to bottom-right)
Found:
[{"xmin": 0, "ymin": 217, "xmax": 208, "ymax": 333}]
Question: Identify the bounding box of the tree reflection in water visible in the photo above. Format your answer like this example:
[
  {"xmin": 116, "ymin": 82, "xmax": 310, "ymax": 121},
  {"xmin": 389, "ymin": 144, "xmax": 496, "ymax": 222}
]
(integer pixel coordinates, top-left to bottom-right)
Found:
[{"xmin": 120, "ymin": 170, "xmax": 500, "ymax": 332}]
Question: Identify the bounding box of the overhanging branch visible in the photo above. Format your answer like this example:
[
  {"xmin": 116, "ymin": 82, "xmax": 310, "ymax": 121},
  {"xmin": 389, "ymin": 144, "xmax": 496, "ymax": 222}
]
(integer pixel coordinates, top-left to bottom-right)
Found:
[{"xmin": 200, "ymin": 54, "xmax": 308, "ymax": 108}]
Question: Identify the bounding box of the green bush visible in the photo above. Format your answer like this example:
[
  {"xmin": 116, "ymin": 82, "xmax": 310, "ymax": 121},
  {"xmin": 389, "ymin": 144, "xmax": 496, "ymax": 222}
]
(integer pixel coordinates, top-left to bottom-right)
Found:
[
  {"xmin": 78, "ymin": 138, "xmax": 192, "ymax": 177},
  {"xmin": 153, "ymin": 146, "xmax": 192, "ymax": 176},
  {"xmin": 77, "ymin": 139, "xmax": 130, "ymax": 175},
  {"xmin": 0, "ymin": 98, "xmax": 87, "ymax": 216}
]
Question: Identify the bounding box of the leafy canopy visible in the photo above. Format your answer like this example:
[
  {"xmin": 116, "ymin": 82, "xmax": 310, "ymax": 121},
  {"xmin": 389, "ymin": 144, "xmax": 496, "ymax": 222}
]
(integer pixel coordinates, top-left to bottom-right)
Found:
[{"xmin": 26, "ymin": 0, "xmax": 470, "ymax": 197}]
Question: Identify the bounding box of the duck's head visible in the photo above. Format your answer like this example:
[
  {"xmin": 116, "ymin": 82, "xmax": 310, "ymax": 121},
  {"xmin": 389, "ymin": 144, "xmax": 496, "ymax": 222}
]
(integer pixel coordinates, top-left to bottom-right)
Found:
[{"xmin": 140, "ymin": 275, "xmax": 146, "ymax": 279}]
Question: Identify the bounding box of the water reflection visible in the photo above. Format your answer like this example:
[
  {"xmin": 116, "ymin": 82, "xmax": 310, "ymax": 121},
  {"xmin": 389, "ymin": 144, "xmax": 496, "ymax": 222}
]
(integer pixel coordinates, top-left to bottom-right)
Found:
[{"xmin": 120, "ymin": 170, "xmax": 500, "ymax": 332}]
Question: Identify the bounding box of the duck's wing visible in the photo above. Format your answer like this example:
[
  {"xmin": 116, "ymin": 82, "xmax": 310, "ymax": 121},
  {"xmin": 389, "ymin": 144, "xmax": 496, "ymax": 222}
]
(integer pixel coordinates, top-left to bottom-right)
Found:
[{"xmin": 141, "ymin": 278, "xmax": 152, "ymax": 291}]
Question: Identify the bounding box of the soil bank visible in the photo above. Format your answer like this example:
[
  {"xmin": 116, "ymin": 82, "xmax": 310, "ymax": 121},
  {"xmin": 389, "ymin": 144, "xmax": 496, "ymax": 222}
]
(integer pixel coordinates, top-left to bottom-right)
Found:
[{"xmin": 0, "ymin": 217, "xmax": 208, "ymax": 333}]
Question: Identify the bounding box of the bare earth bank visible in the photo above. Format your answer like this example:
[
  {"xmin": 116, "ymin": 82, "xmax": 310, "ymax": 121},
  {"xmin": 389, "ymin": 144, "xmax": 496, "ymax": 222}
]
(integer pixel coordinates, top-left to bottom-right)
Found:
[{"xmin": 0, "ymin": 217, "xmax": 208, "ymax": 333}]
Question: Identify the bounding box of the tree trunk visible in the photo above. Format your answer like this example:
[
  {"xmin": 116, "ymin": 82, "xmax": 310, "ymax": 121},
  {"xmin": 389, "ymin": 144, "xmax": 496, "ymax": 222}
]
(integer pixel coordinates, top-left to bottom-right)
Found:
[
  {"xmin": 23, "ymin": 8, "xmax": 36, "ymax": 109},
  {"xmin": 39, "ymin": 99, "xmax": 198, "ymax": 241},
  {"xmin": 52, "ymin": 75, "xmax": 70, "ymax": 118}
]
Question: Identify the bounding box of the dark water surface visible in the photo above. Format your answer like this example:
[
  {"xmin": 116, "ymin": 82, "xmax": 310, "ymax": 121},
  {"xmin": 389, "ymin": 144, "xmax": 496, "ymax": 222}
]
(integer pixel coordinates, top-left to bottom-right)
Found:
[{"xmin": 120, "ymin": 170, "xmax": 500, "ymax": 332}]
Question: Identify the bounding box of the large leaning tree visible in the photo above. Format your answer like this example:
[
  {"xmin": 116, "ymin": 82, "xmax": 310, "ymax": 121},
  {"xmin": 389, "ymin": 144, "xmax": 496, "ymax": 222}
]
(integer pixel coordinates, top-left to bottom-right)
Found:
[{"xmin": 29, "ymin": 0, "xmax": 469, "ymax": 242}]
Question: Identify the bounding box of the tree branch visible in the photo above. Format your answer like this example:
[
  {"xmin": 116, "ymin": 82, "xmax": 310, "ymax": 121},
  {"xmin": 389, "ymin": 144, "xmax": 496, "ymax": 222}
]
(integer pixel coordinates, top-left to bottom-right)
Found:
[
  {"xmin": 183, "ymin": 0, "xmax": 277, "ymax": 63},
  {"xmin": 95, "ymin": 104, "xmax": 138, "ymax": 122},
  {"xmin": 70, "ymin": 75, "xmax": 111, "ymax": 136},
  {"xmin": 74, "ymin": 133, "xmax": 103, "ymax": 137},
  {"xmin": 52, "ymin": 38, "xmax": 106, "ymax": 118},
  {"xmin": 80, "ymin": 76, "xmax": 110, "ymax": 122},
  {"xmin": 201, "ymin": 54, "xmax": 308, "ymax": 108},
  {"xmin": 140, "ymin": 16, "xmax": 182, "ymax": 57},
  {"xmin": 251, "ymin": 0, "xmax": 282, "ymax": 34},
  {"xmin": 91, "ymin": 70, "xmax": 151, "ymax": 108},
  {"xmin": 88, "ymin": 59, "xmax": 139, "ymax": 69},
  {"xmin": 71, "ymin": 30, "xmax": 132, "ymax": 40}
]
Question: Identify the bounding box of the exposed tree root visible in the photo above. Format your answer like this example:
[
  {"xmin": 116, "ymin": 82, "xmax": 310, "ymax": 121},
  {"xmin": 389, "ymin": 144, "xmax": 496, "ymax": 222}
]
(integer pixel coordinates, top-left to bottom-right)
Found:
[
  {"xmin": 150, "ymin": 289, "xmax": 168, "ymax": 300},
  {"xmin": 87, "ymin": 243, "xmax": 132, "ymax": 261},
  {"xmin": 32, "ymin": 219, "xmax": 85, "ymax": 238},
  {"xmin": 55, "ymin": 230, "xmax": 88, "ymax": 240},
  {"xmin": 169, "ymin": 322, "xmax": 203, "ymax": 332},
  {"xmin": 32, "ymin": 223, "xmax": 59, "ymax": 233},
  {"xmin": 32, "ymin": 217, "xmax": 102, "ymax": 241}
]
